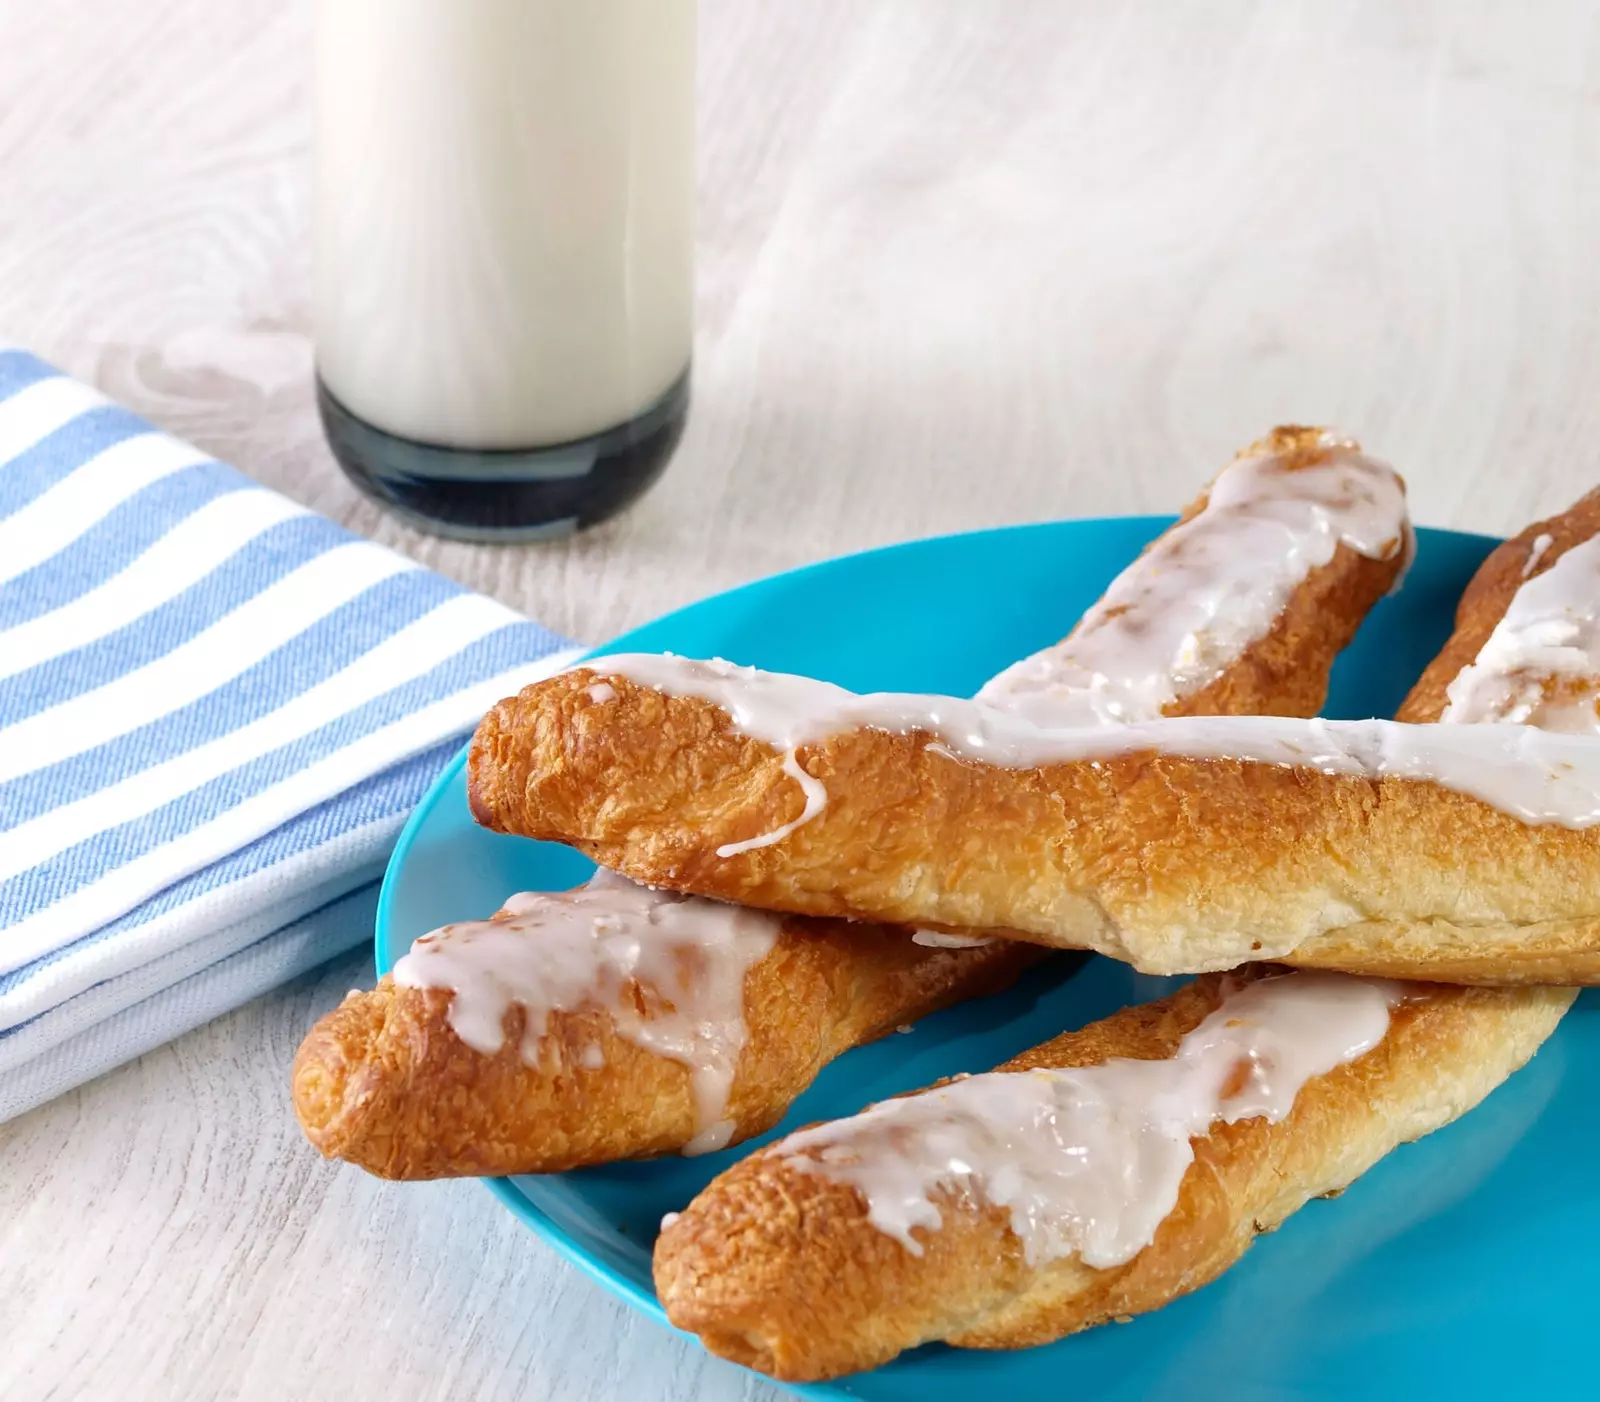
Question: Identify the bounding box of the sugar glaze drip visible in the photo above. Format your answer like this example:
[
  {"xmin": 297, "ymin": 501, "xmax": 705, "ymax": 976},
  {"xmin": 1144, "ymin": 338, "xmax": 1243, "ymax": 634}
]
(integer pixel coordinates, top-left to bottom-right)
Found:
[
  {"xmin": 393, "ymin": 869, "xmax": 782, "ymax": 1153},
  {"xmin": 780, "ymin": 972, "xmax": 1405, "ymax": 1269},
  {"xmin": 979, "ymin": 430, "xmax": 1411, "ymax": 724},
  {"xmin": 398, "ymin": 450, "xmax": 1398, "ymax": 1138},
  {"xmin": 770, "ymin": 506, "xmax": 1600, "ymax": 1266},
  {"xmin": 1443, "ymin": 531, "xmax": 1600, "ymax": 734},
  {"xmin": 911, "ymin": 931, "xmax": 996, "ymax": 949},
  {"xmin": 603, "ymin": 430, "xmax": 1409, "ymax": 853},
  {"xmin": 581, "ymin": 653, "xmax": 1600, "ymax": 828}
]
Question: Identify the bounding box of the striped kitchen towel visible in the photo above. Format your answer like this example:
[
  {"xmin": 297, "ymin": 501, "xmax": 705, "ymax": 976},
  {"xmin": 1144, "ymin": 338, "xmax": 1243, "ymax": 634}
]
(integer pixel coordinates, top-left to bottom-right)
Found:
[{"xmin": 0, "ymin": 348, "xmax": 581, "ymax": 1121}]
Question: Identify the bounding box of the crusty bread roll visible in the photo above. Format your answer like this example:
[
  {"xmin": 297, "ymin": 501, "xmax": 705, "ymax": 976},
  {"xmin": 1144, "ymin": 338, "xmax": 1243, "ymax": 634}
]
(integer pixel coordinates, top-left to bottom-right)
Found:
[
  {"xmin": 652, "ymin": 517, "xmax": 1586, "ymax": 1380},
  {"xmin": 1284, "ymin": 490, "xmax": 1600, "ymax": 979},
  {"xmin": 471, "ymin": 493, "xmax": 1600, "ymax": 983},
  {"xmin": 292, "ymin": 917, "xmax": 1034, "ymax": 1178},
  {"xmin": 653, "ymin": 976, "xmax": 1571, "ymax": 1381},
  {"xmin": 293, "ymin": 430, "xmax": 1408, "ymax": 1177}
]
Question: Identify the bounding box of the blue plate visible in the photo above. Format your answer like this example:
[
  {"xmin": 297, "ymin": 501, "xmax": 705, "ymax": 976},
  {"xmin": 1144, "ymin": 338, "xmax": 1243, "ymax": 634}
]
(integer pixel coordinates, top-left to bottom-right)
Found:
[{"xmin": 377, "ymin": 520, "xmax": 1597, "ymax": 1401}]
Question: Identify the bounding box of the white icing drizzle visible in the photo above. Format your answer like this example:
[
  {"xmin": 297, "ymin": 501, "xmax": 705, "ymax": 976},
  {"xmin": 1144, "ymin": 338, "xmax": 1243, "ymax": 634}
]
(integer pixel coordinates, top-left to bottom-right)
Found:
[
  {"xmin": 1443, "ymin": 532, "xmax": 1600, "ymax": 734},
  {"xmin": 686, "ymin": 1118, "xmax": 737, "ymax": 1156},
  {"xmin": 714, "ymin": 750, "xmax": 828, "ymax": 857},
  {"xmin": 579, "ymin": 438, "xmax": 1408, "ymax": 850},
  {"xmin": 977, "ymin": 433, "xmax": 1409, "ymax": 724},
  {"xmin": 392, "ymin": 871, "xmax": 781, "ymax": 1149},
  {"xmin": 1523, "ymin": 533, "xmax": 1555, "ymax": 578},
  {"xmin": 581, "ymin": 654, "xmax": 1600, "ymax": 828},
  {"xmin": 585, "ymin": 681, "xmax": 617, "ymax": 704},
  {"xmin": 763, "ymin": 517, "xmax": 1596, "ymax": 1269},
  {"xmin": 780, "ymin": 972, "xmax": 1404, "ymax": 1269},
  {"xmin": 911, "ymin": 930, "xmax": 996, "ymax": 949}
]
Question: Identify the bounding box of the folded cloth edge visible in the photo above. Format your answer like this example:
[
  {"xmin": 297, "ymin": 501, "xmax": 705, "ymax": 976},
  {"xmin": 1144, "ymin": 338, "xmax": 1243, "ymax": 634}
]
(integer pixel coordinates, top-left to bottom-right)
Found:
[
  {"xmin": 0, "ymin": 814, "xmax": 399, "ymax": 1035},
  {"xmin": 0, "ymin": 883, "xmax": 379, "ymax": 1123},
  {"xmin": 0, "ymin": 349, "xmax": 590, "ymax": 1116}
]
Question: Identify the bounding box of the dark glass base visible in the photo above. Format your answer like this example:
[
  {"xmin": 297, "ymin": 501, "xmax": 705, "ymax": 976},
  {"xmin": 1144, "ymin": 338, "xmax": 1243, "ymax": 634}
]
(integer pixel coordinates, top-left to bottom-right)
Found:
[{"xmin": 317, "ymin": 366, "xmax": 690, "ymax": 541}]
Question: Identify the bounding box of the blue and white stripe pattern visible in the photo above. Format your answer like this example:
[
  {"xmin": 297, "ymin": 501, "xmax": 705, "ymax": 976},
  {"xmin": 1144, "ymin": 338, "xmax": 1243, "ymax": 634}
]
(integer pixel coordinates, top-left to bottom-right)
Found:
[{"xmin": 0, "ymin": 350, "xmax": 580, "ymax": 1119}]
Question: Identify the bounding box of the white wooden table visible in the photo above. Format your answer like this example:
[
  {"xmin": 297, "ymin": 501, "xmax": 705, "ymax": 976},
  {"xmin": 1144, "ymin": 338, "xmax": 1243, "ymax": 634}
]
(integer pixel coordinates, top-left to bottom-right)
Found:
[{"xmin": 4, "ymin": 2, "xmax": 1600, "ymax": 1397}]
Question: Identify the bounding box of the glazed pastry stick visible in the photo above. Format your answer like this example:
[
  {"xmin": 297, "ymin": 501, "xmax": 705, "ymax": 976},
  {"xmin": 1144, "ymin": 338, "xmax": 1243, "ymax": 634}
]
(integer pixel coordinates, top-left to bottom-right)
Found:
[
  {"xmin": 471, "ymin": 433, "xmax": 1417, "ymax": 950},
  {"xmin": 292, "ymin": 429, "xmax": 1407, "ymax": 1178},
  {"xmin": 294, "ymin": 896, "xmax": 1033, "ymax": 1175},
  {"xmin": 477, "ymin": 491, "xmax": 1600, "ymax": 984},
  {"xmin": 652, "ymin": 524, "xmax": 1585, "ymax": 1381},
  {"xmin": 655, "ymin": 981, "xmax": 1570, "ymax": 1380}
]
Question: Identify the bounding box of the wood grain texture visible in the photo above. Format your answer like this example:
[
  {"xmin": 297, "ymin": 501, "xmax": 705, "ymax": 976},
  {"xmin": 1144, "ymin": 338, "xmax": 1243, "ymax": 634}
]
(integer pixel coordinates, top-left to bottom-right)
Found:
[{"xmin": 4, "ymin": 0, "xmax": 1600, "ymax": 1398}]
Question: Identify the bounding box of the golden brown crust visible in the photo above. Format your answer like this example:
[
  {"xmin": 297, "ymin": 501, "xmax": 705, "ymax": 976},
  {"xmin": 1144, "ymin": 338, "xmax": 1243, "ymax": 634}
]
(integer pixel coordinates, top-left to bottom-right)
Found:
[
  {"xmin": 651, "ymin": 492, "xmax": 1588, "ymax": 1381},
  {"xmin": 1283, "ymin": 490, "xmax": 1600, "ymax": 974},
  {"xmin": 468, "ymin": 431, "xmax": 1408, "ymax": 842},
  {"xmin": 464, "ymin": 668, "xmax": 1600, "ymax": 981},
  {"xmin": 291, "ymin": 922, "xmax": 1039, "ymax": 1179},
  {"xmin": 297, "ymin": 452, "xmax": 1399, "ymax": 1176},
  {"xmin": 653, "ymin": 975, "xmax": 1574, "ymax": 1381},
  {"xmin": 1395, "ymin": 488, "xmax": 1600, "ymax": 723},
  {"xmin": 1168, "ymin": 536, "xmax": 1396, "ymax": 719},
  {"xmin": 466, "ymin": 526, "xmax": 1404, "ymax": 842},
  {"xmin": 462, "ymin": 440, "xmax": 1419, "ymax": 977},
  {"xmin": 1099, "ymin": 429, "xmax": 1407, "ymax": 721},
  {"xmin": 464, "ymin": 521, "xmax": 1411, "ymax": 973},
  {"xmin": 469, "ymin": 488, "xmax": 1600, "ymax": 983}
]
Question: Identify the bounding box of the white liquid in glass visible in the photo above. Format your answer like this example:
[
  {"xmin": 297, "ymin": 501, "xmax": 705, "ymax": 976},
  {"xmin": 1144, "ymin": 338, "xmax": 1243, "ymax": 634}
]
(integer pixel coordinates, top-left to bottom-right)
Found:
[{"xmin": 315, "ymin": 0, "xmax": 695, "ymax": 451}]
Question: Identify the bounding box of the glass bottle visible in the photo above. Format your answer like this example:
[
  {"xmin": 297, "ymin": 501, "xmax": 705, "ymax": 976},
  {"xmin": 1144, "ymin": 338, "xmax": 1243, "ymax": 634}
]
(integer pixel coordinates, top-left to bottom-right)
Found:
[{"xmin": 314, "ymin": 0, "xmax": 694, "ymax": 539}]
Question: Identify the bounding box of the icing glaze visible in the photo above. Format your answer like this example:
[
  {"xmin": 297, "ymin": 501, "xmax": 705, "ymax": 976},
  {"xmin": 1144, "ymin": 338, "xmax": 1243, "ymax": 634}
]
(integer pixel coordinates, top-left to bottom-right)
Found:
[
  {"xmin": 781, "ymin": 972, "xmax": 1403, "ymax": 1269},
  {"xmin": 408, "ymin": 455, "xmax": 1346, "ymax": 1136},
  {"xmin": 584, "ymin": 439, "xmax": 1409, "ymax": 849},
  {"xmin": 1443, "ymin": 531, "xmax": 1600, "ymax": 733},
  {"xmin": 767, "ymin": 512, "xmax": 1596, "ymax": 1270},
  {"xmin": 1523, "ymin": 533, "xmax": 1555, "ymax": 579},
  {"xmin": 582, "ymin": 654, "xmax": 1600, "ymax": 828},
  {"xmin": 911, "ymin": 931, "xmax": 996, "ymax": 949},
  {"xmin": 393, "ymin": 871, "xmax": 781, "ymax": 1149},
  {"xmin": 977, "ymin": 433, "xmax": 1409, "ymax": 724},
  {"xmin": 715, "ymin": 750, "xmax": 828, "ymax": 857}
]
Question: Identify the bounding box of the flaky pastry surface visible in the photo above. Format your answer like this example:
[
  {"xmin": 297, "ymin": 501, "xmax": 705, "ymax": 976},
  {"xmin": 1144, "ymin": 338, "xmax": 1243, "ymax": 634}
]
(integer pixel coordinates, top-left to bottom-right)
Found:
[
  {"xmin": 653, "ymin": 973, "xmax": 1570, "ymax": 1380},
  {"xmin": 295, "ymin": 450, "xmax": 1403, "ymax": 1174},
  {"xmin": 651, "ymin": 497, "xmax": 1587, "ymax": 1378},
  {"xmin": 472, "ymin": 499, "xmax": 1600, "ymax": 983}
]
